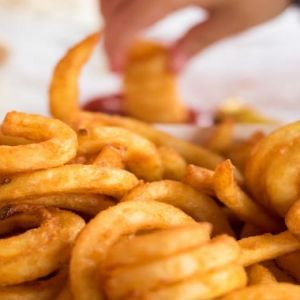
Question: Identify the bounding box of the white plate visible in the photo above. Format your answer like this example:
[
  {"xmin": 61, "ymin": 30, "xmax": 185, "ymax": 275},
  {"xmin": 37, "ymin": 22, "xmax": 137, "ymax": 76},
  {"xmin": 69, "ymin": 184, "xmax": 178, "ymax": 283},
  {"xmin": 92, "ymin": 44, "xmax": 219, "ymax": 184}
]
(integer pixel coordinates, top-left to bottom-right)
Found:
[{"xmin": 155, "ymin": 123, "xmax": 278, "ymax": 144}]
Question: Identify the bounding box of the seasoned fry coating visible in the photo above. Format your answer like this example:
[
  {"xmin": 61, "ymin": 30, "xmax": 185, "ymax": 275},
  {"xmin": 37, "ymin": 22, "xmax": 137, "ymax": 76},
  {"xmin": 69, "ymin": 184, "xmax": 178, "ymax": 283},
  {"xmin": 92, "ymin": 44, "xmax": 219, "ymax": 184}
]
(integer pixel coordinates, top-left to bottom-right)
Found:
[
  {"xmin": 124, "ymin": 40, "xmax": 189, "ymax": 123},
  {"xmin": 245, "ymin": 121, "xmax": 300, "ymax": 216},
  {"xmin": 0, "ymin": 111, "xmax": 77, "ymax": 174},
  {"xmin": 4, "ymin": 30, "xmax": 300, "ymax": 300}
]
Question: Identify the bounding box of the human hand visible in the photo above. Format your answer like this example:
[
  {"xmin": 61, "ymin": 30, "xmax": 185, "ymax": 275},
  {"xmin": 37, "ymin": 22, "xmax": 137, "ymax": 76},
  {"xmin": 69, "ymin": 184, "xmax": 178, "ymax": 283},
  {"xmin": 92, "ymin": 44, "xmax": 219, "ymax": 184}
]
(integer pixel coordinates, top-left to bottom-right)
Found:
[{"xmin": 100, "ymin": 0, "xmax": 290, "ymax": 73}]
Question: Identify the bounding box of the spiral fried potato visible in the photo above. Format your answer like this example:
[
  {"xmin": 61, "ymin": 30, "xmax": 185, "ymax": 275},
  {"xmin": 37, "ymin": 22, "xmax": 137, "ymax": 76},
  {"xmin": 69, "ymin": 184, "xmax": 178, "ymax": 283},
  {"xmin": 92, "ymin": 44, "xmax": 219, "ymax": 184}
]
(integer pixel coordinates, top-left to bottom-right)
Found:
[
  {"xmin": 0, "ymin": 264, "xmax": 68, "ymax": 300},
  {"xmin": 77, "ymin": 126, "xmax": 163, "ymax": 181},
  {"xmin": 0, "ymin": 111, "xmax": 77, "ymax": 174},
  {"xmin": 103, "ymin": 223, "xmax": 212, "ymax": 269},
  {"xmin": 245, "ymin": 121, "xmax": 300, "ymax": 217},
  {"xmin": 0, "ymin": 203, "xmax": 85, "ymax": 286},
  {"xmin": 6, "ymin": 27, "xmax": 300, "ymax": 300},
  {"xmin": 101, "ymin": 224, "xmax": 246, "ymax": 300},
  {"xmin": 0, "ymin": 164, "xmax": 138, "ymax": 202},
  {"xmin": 70, "ymin": 201, "xmax": 195, "ymax": 300},
  {"xmin": 220, "ymin": 283, "xmax": 300, "ymax": 300},
  {"xmin": 49, "ymin": 31, "xmax": 225, "ymax": 171},
  {"xmin": 124, "ymin": 40, "xmax": 189, "ymax": 123},
  {"xmin": 0, "ymin": 193, "xmax": 115, "ymax": 217},
  {"xmin": 120, "ymin": 180, "xmax": 235, "ymax": 237},
  {"xmin": 214, "ymin": 159, "xmax": 284, "ymax": 233}
]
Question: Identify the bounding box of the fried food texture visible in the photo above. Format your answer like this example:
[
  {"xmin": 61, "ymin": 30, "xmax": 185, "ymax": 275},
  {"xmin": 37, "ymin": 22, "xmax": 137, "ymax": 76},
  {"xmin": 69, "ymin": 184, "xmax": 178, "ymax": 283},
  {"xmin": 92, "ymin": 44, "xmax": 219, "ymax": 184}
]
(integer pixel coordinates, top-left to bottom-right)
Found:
[
  {"xmin": 244, "ymin": 121, "xmax": 300, "ymax": 217},
  {"xmin": 123, "ymin": 40, "xmax": 189, "ymax": 123},
  {"xmin": 120, "ymin": 180, "xmax": 235, "ymax": 237},
  {"xmin": 49, "ymin": 31, "xmax": 225, "ymax": 171},
  {"xmin": 219, "ymin": 283, "xmax": 300, "ymax": 300},
  {"xmin": 4, "ymin": 31, "xmax": 300, "ymax": 300},
  {"xmin": 0, "ymin": 111, "xmax": 77, "ymax": 174},
  {"xmin": 70, "ymin": 201, "xmax": 196, "ymax": 300},
  {"xmin": 77, "ymin": 126, "xmax": 164, "ymax": 181},
  {"xmin": 0, "ymin": 203, "xmax": 84, "ymax": 299}
]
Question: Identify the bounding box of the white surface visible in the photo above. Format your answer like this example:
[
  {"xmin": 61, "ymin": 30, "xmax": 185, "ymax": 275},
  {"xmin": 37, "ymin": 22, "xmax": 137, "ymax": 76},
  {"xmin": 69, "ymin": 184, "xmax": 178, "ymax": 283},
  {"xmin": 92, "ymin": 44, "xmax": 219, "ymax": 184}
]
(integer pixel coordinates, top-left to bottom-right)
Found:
[
  {"xmin": 0, "ymin": 2, "xmax": 300, "ymax": 125},
  {"xmin": 178, "ymin": 6, "xmax": 300, "ymax": 125},
  {"xmin": 155, "ymin": 123, "xmax": 278, "ymax": 145},
  {"xmin": 0, "ymin": 0, "xmax": 103, "ymax": 120}
]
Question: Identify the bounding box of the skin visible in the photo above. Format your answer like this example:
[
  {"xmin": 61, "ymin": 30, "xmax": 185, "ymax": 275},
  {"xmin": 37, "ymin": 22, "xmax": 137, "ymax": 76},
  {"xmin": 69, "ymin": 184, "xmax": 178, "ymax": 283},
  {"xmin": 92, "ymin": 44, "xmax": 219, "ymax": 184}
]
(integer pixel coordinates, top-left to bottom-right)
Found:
[{"xmin": 100, "ymin": 0, "xmax": 291, "ymax": 73}]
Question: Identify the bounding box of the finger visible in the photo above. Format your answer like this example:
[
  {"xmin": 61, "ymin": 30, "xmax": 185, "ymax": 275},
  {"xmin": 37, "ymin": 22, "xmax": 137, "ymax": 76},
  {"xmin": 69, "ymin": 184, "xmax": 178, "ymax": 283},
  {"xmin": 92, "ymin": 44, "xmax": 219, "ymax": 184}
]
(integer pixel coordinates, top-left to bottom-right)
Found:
[
  {"xmin": 100, "ymin": 0, "xmax": 126, "ymax": 20},
  {"xmin": 103, "ymin": 0, "xmax": 196, "ymax": 72},
  {"xmin": 169, "ymin": 0, "xmax": 290, "ymax": 72},
  {"xmin": 169, "ymin": 11, "xmax": 247, "ymax": 73}
]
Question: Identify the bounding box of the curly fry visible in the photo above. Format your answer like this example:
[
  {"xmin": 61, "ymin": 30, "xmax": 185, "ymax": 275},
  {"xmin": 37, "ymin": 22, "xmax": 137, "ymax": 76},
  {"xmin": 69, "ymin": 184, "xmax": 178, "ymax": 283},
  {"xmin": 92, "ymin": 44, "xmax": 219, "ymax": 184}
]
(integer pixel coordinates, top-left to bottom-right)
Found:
[
  {"xmin": 0, "ymin": 264, "xmax": 68, "ymax": 300},
  {"xmin": 213, "ymin": 159, "xmax": 284, "ymax": 233},
  {"xmin": 0, "ymin": 165, "xmax": 138, "ymax": 201},
  {"xmin": 0, "ymin": 111, "xmax": 77, "ymax": 174},
  {"xmin": 238, "ymin": 231, "xmax": 300, "ymax": 267},
  {"xmin": 77, "ymin": 126, "xmax": 164, "ymax": 181},
  {"xmin": 121, "ymin": 180, "xmax": 235, "ymax": 237},
  {"xmin": 49, "ymin": 32, "xmax": 101, "ymax": 123},
  {"xmin": 0, "ymin": 203, "xmax": 85, "ymax": 286},
  {"xmin": 245, "ymin": 120, "xmax": 300, "ymax": 217},
  {"xmin": 0, "ymin": 193, "xmax": 115, "ymax": 217},
  {"xmin": 124, "ymin": 40, "xmax": 189, "ymax": 123},
  {"xmin": 48, "ymin": 31, "xmax": 225, "ymax": 171},
  {"xmin": 220, "ymin": 282, "xmax": 300, "ymax": 300},
  {"xmin": 70, "ymin": 201, "xmax": 195, "ymax": 300},
  {"xmin": 103, "ymin": 234, "xmax": 241, "ymax": 299}
]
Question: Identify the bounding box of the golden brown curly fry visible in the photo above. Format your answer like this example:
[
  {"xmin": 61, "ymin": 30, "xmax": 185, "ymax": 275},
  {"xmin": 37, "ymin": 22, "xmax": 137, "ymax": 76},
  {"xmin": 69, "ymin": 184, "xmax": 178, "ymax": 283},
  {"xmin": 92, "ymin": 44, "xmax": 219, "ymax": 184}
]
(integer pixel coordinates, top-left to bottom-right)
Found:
[
  {"xmin": 0, "ymin": 111, "xmax": 77, "ymax": 174},
  {"xmin": 124, "ymin": 40, "xmax": 189, "ymax": 123}
]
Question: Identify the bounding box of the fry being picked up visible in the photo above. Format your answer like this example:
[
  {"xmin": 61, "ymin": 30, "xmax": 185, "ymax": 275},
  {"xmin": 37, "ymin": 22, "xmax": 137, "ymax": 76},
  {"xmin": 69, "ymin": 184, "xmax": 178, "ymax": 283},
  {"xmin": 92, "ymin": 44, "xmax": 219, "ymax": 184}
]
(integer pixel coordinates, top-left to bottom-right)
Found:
[{"xmin": 124, "ymin": 40, "xmax": 189, "ymax": 124}]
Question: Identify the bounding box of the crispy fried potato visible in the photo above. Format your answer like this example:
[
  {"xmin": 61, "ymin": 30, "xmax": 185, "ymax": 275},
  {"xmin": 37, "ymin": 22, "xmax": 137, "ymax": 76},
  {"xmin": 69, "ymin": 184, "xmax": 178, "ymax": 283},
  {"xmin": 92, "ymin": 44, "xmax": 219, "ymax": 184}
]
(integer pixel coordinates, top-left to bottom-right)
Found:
[
  {"xmin": 213, "ymin": 159, "xmax": 284, "ymax": 233},
  {"xmin": 0, "ymin": 165, "xmax": 138, "ymax": 201},
  {"xmin": 157, "ymin": 146, "xmax": 187, "ymax": 180},
  {"xmin": 203, "ymin": 119, "xmax": 234, "ymax": 155},
  {"xmin": 260, "ymin": 260, "xmax": 297, "ymax": 284},
  {"xmin": 77, "ymin": 126, "xmax": 164, "ymax": 181},
  {"xmin": 70, "ymin": 201, "xmax": 195, "ymax": 300},
  {"xmin": 182, "ymin": 164, "xmax": 215, "ymax": 197},
  {"xmin": 276, "ymin": 250, "xmax": 300, "ymax": 282},
  {"xmin": 246, "ymin": 263, "xmax": 277, "ymax": 285},
  {"xmin": 0, "ymin": 264, "xmax": 68, "ymax": 300},
  {"xmin": 0, "ymin": 193, "xmax": 115, "ymax": 217},
  {"xmin": 103, "ymin": 235, "xmax": 243, "ymax": 300},
  {"xmin": 220, "ymin": 283, "xmax": 300, "ymax": 300},
  {"xmin": 124, "ymin": 40, "xmax": 189, "ymax": 123},
  {"xmin": 103, "ymin": 223, "xmax": 212, "ymax": 270},
  {"xmin": 245, "ymin": 121, "xmax": 300, "ymax": 217},
  {"xmin": 7, "ymin": 29, "xmax": 300, "ymax": 300},
  {"xmin": 48, "ymin": 32, "xmax": 225, "ymax": 171},
  {"xmin": 226, "ymin": 130, "xmax": 265, "ymax": 173},
  {"xmin": 238, "ymin": 231, "xmax": 300, "ymax": 267},
  {"xmin": 92, "ymin": 144, "xmax": 125, "ymax": 169},
  {"xmin": 0, "ymin": 111, "xmax": 77, "ymax": 174},
  {"xmin": 53, "ymin": 281, "xmax": 73, "ymax": 300},
  {"xmin": 49, "ymin": 32, "xmax": 101, "ymax": 123},
  {"xmin": 0, "ymin": 203, "xmax": 85, "ymax": 286},
  {"xmin": 143, "ymin": 264, "xmax": 247, "ymax": 300},
  {"xmin": 121, "ymin": 180, "xmax": 235, "ymax": 237}
]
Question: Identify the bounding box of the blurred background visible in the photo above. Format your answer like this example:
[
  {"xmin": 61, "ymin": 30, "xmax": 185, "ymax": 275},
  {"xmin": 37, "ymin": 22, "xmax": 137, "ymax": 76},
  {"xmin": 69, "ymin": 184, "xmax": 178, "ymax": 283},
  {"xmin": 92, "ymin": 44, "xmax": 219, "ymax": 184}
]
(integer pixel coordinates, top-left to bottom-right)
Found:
[{"xmin": 0, "ymin": 0, "xmax": 300, "ymax": 125}]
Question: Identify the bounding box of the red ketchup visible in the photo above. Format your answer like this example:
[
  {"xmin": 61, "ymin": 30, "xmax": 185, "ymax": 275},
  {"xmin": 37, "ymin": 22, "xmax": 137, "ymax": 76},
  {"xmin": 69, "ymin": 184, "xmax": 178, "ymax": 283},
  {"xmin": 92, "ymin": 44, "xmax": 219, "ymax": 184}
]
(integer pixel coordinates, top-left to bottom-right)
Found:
[
  {"xmin": 82, "ymin": 94, "xmax": 125, "ymax": 116},
  {"xmin": 186, "ymin": 109, "xmax": 199, "ymax": 125},
  {"xmin": 82, "ymin": 94, "xmax": 200, "ymax": 125}
]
